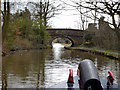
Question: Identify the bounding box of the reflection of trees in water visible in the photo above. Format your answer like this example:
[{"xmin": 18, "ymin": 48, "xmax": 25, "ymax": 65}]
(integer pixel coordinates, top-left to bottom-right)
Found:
[
  {"xmin": 60, "ymin": 49, "xmax": 114, "ymax": 66},
  {"xmin": 2, "ymin": 62, "xmax": 7, "ymax": 89},
  {"xmin": 2, "ymin": 50, "xmax": 50, "ymax": 88},
  {"xmin": 118, "ymin": 61, "xmax": 120, "ymax": 84},
  {"xmin": 36, "ymin": 50, "xmax": 45, "ymax": 89}
]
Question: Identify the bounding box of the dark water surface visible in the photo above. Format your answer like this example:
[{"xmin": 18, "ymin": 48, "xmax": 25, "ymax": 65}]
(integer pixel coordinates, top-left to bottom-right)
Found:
[{"xmin": 1, "ymin": 43, "xmax": 120, "ymax": 88}]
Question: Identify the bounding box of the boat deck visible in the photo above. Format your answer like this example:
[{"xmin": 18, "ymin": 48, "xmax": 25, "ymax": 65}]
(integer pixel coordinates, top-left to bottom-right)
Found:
[{"xmin": 47, "ymin": 76, "xmax": 119, "ymax": 90}]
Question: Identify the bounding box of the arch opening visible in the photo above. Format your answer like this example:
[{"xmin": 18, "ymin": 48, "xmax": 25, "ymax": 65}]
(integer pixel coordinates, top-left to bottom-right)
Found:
[{"xmin": 51, "ymin": 37, "xmax": 74, "ymax": 47}]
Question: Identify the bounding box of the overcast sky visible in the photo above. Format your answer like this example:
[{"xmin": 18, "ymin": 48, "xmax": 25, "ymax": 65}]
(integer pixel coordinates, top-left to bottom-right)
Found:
[{"xmin": 49, "ymin": 5, "xmax": 80, "ymax": 29}]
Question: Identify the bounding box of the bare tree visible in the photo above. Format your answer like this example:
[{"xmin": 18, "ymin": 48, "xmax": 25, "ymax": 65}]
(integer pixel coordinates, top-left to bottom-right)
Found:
[
  {"xmin": 0, "ymin": 0, "xmax": 1, "ymax": 28},
  {"xmin": 2, "ymin": 0, "xmax": 10, "ymax": 44},
  {"xmin": 73, "ymin": 0, "xmax": 120, "ymax": 49},
  {"xmin": 75, "ymin": 1, "xmax": 119, "ymax": 29},
  {"xmin": 27, "ymin": 0, "xmax": 63, "ymax": 27},
  {"xmin": 77, "ymin": 1, "xmax": 85, "ymax": 30},
  {"xmin": 0, "ymin": 0, "xmax": 2, "ymax": 56}
]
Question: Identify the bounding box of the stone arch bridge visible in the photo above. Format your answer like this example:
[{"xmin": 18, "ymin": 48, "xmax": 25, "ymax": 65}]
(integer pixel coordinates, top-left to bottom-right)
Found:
[{"xmin": 46, "ymin": 28, "xmax": 84, "ymax": 47}]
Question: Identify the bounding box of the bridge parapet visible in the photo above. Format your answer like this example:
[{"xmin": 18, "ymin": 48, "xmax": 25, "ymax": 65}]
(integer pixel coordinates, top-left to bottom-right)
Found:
[{"xmin": 47, "ymin": 29, "xmax": 84, "ymax": 36}]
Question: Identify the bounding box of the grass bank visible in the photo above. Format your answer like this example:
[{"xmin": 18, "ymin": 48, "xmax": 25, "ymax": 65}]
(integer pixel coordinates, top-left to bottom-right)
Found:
[{"xmin": 64, "ymin": 46, "xmax": 120, "ymax": 60}]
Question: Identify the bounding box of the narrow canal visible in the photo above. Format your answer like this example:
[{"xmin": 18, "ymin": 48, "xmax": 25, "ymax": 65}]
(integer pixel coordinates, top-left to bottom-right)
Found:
[{"xmin": 1, "ymin": 43, "xmax": 120, "ymax": 88}]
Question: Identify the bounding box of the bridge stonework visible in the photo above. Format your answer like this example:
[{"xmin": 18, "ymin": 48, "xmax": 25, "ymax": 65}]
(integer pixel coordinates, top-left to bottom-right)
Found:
[{"xmin": 46, "ymin": 28, "xmax": 84, "ymax": 47}]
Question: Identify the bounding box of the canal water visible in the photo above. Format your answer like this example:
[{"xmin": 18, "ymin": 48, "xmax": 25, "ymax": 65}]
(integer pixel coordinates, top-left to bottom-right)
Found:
[{"xmin": 1, "ymin": 43, "xmax": 120, "ymax": 88}]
